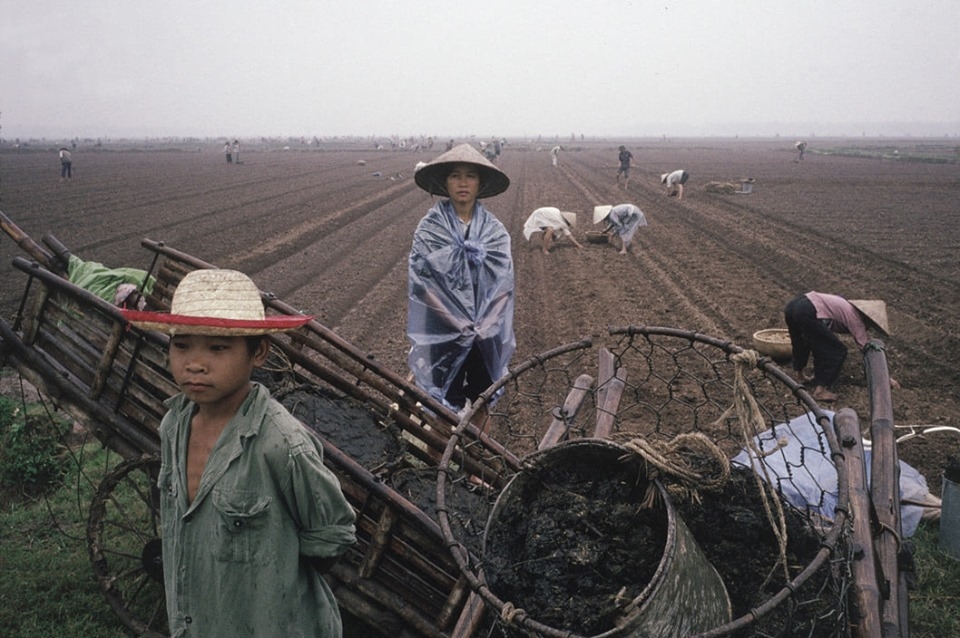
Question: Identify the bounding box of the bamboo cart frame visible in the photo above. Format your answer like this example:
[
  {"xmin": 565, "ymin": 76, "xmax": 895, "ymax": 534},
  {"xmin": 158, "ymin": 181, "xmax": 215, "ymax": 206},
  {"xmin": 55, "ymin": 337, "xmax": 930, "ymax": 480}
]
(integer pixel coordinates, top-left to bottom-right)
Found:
[{"xmin": 1, "ymin": 210, "xmax": 911, "ymax": 637}]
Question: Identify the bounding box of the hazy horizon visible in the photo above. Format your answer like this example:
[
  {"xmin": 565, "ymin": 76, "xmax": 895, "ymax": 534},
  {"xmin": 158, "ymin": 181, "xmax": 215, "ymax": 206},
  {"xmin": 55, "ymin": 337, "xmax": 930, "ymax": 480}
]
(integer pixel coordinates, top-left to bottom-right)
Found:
[{"xmin": 3, "ymin": 1, "xmax": 958, "ymax": 141}]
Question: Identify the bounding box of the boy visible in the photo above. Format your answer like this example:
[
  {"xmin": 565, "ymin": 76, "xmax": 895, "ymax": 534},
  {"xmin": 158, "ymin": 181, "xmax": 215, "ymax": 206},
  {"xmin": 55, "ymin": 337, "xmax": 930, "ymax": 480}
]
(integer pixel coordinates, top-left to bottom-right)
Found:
[{"xmin": 122, "ymin": 269, "xmax": 356, "ymax": 638}]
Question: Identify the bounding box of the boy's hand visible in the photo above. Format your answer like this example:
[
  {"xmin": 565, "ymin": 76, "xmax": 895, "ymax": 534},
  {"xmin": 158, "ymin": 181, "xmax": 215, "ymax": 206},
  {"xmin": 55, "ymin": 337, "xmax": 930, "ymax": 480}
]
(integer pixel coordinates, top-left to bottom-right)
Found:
[{"xmin": 307, "ymin": 556, "xmax": 339, "ymax": 574}]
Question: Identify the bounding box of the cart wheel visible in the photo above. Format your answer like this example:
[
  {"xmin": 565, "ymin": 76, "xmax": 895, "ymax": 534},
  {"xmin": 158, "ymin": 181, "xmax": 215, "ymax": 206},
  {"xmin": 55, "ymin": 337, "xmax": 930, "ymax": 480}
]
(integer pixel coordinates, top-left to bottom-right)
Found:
[{"xmin": 87, "ymin": 456, "xmax": 168, "ymax": 637}]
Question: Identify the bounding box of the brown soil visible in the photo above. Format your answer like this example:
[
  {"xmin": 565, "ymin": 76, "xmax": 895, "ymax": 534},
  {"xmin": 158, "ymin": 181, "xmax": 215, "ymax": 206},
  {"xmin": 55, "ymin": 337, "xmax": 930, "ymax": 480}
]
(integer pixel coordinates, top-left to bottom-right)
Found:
[
  {"xmin": 0, "ymin": 140, "xmax": 960, "ymax": 636},
  {"xmin": 2, "ymin": 138, "xmax": 958, "ymax": 491}
]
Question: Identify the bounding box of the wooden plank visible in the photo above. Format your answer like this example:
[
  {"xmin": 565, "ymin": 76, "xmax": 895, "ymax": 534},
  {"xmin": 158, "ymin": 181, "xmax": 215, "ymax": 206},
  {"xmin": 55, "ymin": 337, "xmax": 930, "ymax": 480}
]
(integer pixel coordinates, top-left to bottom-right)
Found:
[
  {"xmin": 450, "ymin": 592, "xmax": 486, "ymax": 638},
  {"xmin": 594, "ymin": 367, "xmax": 627, "ymax": 439},
  {"xmin": 360, "ymin": 507, "xmax": 397, "ymax": 579},
  {"xmin": 90, "ymin": 322, "xmax": 126, "ymax": 400},
  {"xmin": 595, "ymin": 347, "xmax": 615, "ymax": 408},
  {"xmin": 538, "ymin": 373, "xmax": 594, "ymax": 450}
]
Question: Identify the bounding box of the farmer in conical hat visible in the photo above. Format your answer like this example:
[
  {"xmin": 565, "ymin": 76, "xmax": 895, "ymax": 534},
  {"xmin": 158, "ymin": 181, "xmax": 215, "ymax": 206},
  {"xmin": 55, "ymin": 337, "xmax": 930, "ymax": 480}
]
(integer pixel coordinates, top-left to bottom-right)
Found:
[
  {"xmin": 121, "ymin": 269, "xmax": 356, "ymax": 637},
  {"xmin": 783, "ymin": 291, "xmax": 898, "ymax": 402},
  {"xmin": 593, "ymin": 203, "xmax": 648, "ymax": 255},
  {"xmin": 408, "ymin": 144, "xmax": 515, "ymax": 417},
  {"xmin": 523, "ymin": 206, "xmax": 583, "ymax": 254}
]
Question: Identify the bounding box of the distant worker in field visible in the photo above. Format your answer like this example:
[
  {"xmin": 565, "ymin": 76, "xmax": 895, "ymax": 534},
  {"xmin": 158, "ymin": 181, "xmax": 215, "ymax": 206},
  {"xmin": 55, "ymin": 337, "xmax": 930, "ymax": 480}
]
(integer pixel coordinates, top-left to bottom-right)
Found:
[
  {"xmin": 783, "ymin": 291, "xmax": 899, "ymax": 403},
  {"xmin": 223, "ymin": 141, "xmax": 233, "ymax": 164},
  {"xmin": 616, "ymin": 145, "xmax": 634, "ymax": 189},
  {"xmin": 523, "ymin": 207, "xmax": 583, "ymax": 254},
  {"xmin": 593, "ymin": 204, "xmax": 648, "ymax": 255},
  {"xmin": 58, "ymin": 147, "xmax": 73, "ymax": 180},
  {"xmin": 795, "ymin": 141, "xmax": 807, "ymax": 161},
  {"xmin": 550, "ymin": 145, "xmax": 562, "ymax": 167},
  {"xmin": 408, "ymin": 143, "xmax": 515, "ymax": 419},
  {"xmin": 661, "ymin": 169, "xmax": 690, "ymax": 200},
  {"xmin": 232, "ymin": 139, "xmax": 241, "ymax": 164}
]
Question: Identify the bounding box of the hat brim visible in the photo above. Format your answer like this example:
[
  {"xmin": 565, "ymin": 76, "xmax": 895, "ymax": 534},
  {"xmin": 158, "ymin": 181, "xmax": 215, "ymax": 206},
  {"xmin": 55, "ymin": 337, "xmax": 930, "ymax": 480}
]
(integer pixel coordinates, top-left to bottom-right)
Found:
[
  {"xmin": 848, "ymin": 299, "xmax": 890, "ymax": 335},
  {"xmin": 414, "ymin": 144, "xmax": 510, "ymax": 198},
  {"xmin": 593, "ymin": 205, "xmax": 613, "ymax": 224},
  {"xmin": 121, "ymin": 309, "xmax": 313, "ymax": 336}
]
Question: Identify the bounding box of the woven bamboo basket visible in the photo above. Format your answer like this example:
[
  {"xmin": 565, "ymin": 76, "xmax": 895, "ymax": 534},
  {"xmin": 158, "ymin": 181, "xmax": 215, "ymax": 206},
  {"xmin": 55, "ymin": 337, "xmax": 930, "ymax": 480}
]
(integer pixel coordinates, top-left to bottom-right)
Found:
[{"xmin": 752, "ymin": 328, "xmax": 793, "ymax": 360}]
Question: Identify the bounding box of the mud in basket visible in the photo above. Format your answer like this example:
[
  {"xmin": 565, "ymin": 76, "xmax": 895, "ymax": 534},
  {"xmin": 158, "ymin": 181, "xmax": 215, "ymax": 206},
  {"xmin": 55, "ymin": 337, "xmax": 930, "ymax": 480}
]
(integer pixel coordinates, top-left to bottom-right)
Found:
[
  {"xmin": 436, "ymin": 326, "xmax": 854, "ymax": 637},
  {"xmin": 484, "ymin": 438, "xmax": 731, "ymax": 637}
]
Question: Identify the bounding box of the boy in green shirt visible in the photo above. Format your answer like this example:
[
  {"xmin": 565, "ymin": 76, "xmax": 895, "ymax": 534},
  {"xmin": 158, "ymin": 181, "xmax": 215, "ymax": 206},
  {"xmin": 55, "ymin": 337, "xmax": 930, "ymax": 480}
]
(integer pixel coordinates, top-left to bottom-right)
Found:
[{"xmin": 123, "ymin": 269, "xmax": 356, "ymax": 637}]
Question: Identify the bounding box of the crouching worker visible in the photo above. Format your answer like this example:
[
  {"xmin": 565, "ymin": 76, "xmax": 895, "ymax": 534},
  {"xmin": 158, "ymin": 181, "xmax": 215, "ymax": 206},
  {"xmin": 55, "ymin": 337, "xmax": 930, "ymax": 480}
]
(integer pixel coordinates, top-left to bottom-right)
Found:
[
  {"xmin": 121, "ymin": 269, "xmax": 356, "ymax": 638},
  {"xmin": 661, "ymin": 169, "xmax": 690, "ymax": 200},
  {"xmin": 523, "ymin": 206, "xmax": 584, "ymax": 254},
  {"xmin": 784, "ymin": 291, "xmax": 899, "ymax": 403},
  {"xmin": 593, "ymin": 204, "xmax": 648, "ymax": 255}
]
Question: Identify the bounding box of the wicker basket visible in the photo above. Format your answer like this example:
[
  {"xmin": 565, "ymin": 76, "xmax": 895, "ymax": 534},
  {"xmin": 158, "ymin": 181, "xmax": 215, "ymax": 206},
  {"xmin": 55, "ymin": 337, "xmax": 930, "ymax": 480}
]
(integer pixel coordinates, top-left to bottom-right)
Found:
[{"xmin": 752, "ymin": 328, "xmax": 793, "ymax": 360}]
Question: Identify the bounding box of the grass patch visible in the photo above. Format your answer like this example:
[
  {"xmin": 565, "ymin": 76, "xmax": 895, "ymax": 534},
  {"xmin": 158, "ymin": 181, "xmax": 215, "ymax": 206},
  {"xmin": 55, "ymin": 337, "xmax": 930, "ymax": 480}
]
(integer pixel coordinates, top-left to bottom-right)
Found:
[
  {"xmin": 908, "ymin": 522, "xmax": 960, "ymax": 637},
  {"xmin": 0, "ymin": 436, "xmax": 134, "ymax": 638}
]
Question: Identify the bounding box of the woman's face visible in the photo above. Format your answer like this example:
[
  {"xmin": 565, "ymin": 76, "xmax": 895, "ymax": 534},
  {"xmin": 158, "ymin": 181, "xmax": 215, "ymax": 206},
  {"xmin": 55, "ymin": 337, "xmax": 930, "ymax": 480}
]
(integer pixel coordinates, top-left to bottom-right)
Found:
[{"xmin": 445, "ymin": 163, "xmax": 481, "ymax": 208}]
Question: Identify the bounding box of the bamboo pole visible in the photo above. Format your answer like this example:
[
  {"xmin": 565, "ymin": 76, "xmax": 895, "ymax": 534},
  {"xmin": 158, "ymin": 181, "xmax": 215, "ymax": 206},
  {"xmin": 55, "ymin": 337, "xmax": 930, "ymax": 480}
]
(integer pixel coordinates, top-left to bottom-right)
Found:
[
  {"xmin": 835, "ymin": 408, "xmax": 883, "ymax": 638},
  {"xmin": 0, "ymin": 210, "xmax": 56, "ymax": 269},
  {"xmin": 864, "ymin": 339, "xmax": 905, "ymax": 637}
]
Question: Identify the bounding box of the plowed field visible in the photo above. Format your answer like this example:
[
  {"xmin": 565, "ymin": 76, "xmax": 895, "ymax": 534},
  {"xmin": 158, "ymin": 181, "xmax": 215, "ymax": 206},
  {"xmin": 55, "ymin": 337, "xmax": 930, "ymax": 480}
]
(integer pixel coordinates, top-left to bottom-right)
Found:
[{"xmin": 2, "ymin": 138, "xmax": 958, "ymax": 490}]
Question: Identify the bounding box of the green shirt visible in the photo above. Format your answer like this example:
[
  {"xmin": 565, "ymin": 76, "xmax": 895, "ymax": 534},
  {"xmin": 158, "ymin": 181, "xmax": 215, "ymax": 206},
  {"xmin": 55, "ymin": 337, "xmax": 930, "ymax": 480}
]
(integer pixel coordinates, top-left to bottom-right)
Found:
[{"xmin": 158, "ymin": 383, "xmax": 357, "ymax": 637}]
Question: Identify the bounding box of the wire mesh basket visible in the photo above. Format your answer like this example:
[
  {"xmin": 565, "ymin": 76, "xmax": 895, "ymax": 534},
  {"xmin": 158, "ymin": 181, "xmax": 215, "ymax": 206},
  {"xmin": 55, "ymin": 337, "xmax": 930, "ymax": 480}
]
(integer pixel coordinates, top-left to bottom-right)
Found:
[{"xmin": 436, "ymin": 326, "xmax": 854, "ymax": 637}]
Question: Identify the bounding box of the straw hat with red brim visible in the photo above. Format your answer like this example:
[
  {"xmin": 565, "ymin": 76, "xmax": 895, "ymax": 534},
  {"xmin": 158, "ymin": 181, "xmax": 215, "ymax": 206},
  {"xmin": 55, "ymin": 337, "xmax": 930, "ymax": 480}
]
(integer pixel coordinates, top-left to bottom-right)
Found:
[
  {"xmin": 849, "ymin": 299, "xmax": 891, "ymax": 335},
  {"xmin": 414, "ymin": 143, "xmax": 510, "ymax": 199},
  {"xmin": 121, "ymin": 269, "xmax": 312, "ymax": 336}
]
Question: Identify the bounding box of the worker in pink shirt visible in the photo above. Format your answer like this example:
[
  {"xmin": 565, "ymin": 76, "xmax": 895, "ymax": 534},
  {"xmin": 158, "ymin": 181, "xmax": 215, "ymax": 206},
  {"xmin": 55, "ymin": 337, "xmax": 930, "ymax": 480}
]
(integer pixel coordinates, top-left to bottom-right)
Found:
[{"xmin": 784, "ymin": 291, "xmax": 898, "ymax": 402}]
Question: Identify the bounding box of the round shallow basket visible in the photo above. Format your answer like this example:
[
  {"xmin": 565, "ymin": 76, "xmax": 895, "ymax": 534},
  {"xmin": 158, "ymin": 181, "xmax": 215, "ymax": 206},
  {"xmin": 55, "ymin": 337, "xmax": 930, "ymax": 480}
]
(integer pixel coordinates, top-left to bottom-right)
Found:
[
  {"xmin": 585, "ymin": 230, "xmax": 609, "ymax": 244},
  {"xmin": 752, "ymin": 328, "xmax": 793, "ymax": 360}
]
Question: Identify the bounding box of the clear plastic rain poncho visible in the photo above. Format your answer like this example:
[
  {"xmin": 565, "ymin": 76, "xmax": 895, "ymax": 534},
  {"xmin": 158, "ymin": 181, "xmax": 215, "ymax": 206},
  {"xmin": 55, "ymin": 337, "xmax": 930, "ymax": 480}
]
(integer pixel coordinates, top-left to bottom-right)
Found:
[
  {"xmin": 408, "ymin": 199, "xmax": 515, "ymax": 411},
  {"xmin": 605, "ymin": 204, "xmax": 648, "ymax": 246}
]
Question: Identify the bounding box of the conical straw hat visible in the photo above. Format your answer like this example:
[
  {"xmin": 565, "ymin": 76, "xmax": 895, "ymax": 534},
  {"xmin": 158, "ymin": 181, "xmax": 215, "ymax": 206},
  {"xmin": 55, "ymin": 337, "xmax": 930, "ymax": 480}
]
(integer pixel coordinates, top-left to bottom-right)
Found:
[
  {"xmin": 849, "ymin": 299, "xmax": 890, "ymax": 335},
  {"xmin": 121, "ymin": 269, "xmax": 312, "ymax": 336},
  {"xmin": 593, "ymin": 205, "xmax": 613, "ymax": 224},
  {"xmin": 414, "ymin": 143, "xmax": 510, "ymax": 199},
  {"xmin": 560, "ymin": 211, "xmax": 577, "ymax": 227}
]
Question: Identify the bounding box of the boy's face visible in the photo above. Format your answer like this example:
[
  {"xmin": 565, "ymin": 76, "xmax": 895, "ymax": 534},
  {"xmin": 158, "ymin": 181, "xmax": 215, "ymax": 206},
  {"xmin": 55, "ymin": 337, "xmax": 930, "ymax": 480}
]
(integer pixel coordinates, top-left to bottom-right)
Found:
[
  {"xmin": 168, "ymin": 334, "xmax": 269, "ymax": 409},
  {"xmin": 445, "ymin": 163, "xmax": 481, "ymax": 208}
]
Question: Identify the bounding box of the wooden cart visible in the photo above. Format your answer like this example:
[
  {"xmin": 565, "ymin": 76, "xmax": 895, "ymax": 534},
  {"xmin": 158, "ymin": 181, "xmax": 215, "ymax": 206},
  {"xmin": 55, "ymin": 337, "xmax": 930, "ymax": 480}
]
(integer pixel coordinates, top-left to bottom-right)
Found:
[
  {"xmin": 1, "ymin": 210, "xmax": 910, "ymax": 637},
  {"xmin": 0, "ymin": 211, "xmax": 502, "ymax": 637}
]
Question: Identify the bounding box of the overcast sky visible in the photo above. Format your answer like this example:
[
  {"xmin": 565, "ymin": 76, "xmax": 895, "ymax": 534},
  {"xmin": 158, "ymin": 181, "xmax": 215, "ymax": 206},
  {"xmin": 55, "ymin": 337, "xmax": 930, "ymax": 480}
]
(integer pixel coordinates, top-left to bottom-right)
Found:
[{"xmin": 3, "ymin": 1, "xmax": 958, "ymax": 140}]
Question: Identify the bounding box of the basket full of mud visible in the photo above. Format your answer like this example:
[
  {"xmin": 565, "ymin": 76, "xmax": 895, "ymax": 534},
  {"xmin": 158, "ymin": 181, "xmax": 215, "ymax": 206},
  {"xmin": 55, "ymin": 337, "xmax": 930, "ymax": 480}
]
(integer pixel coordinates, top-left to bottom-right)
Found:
[
  {"xmin": 483, "ymin": 439, "xmax": 731, "ymax": 637},
  {"xmin": 436, "ymin": 327, "xmax": 855, "ymax": 637}
]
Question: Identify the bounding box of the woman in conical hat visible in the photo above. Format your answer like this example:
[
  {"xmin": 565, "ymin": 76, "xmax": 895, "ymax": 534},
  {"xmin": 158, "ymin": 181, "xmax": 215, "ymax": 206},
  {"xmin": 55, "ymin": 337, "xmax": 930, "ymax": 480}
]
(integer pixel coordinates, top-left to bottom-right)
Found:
[
  {"xmin": 593, "ymin": 203, "xmax": 648, "ymax": 255},
  {"xmin": 408, "ymin": 144, "xmax": 515, "ymax": 416},
  {"xmin": 783, "ymin": 291, "xmax": 897, "ymax": 403}
]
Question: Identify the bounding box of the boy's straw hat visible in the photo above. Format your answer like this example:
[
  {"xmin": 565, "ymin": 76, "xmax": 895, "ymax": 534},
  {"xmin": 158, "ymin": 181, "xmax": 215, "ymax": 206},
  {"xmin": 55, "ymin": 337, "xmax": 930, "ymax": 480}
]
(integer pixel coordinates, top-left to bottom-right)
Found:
[
  {"xmin": 414, "ymin": 143, "xmax": 510, "ymax": 199},
  {"xmin": 660, "ymin": 173, "xmax": 669, "ymax": 183},
  {"xmin": 121, "ymin": 269, "xmax": 312, "ymax": 336},
  {"xmin": 560, "ymin": 211, "xmax": 577, "ymax": 226},
  {"xmin": 593, "ymin": 205, "xmax": 613, "ymax": 224},
  {"xmin": 849, "ymin": 299, "xmax": 891, "ymax": 335}
]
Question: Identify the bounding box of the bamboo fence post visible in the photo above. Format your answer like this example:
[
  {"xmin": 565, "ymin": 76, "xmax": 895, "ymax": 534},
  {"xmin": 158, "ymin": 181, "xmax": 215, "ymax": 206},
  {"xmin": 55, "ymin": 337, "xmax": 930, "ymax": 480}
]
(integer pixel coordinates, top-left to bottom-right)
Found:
[
  {"xmin": 864, "ymin": 339, "xmax": 905, "ymax": 637},
  {"xmin": 836, "ymin": 408, "xmax": 883, "ymax": 638}
]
